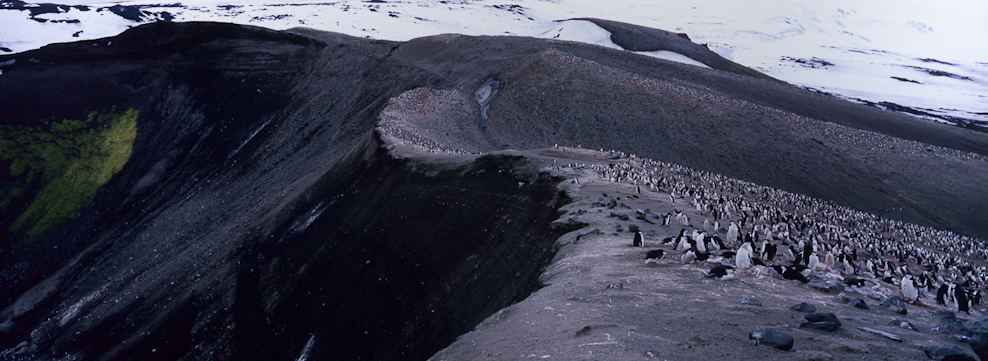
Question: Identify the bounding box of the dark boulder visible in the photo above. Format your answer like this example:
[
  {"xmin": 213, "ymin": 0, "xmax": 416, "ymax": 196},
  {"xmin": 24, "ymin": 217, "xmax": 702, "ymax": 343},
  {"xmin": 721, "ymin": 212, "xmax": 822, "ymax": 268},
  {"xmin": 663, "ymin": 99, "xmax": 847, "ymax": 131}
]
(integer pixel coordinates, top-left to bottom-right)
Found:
[
  {"xmin": 923, "ymin": 346, "xmax": 978, "ymax": 361},
  {"xmin": 880, "ymin": 296, "xmax": 908, "ymax": 315},
  {"xmin": 789, "ymin": 302, "xmax": 817, "ymax": 313},
  {"xmin": 800, "ymin": 313, "xmax": 841, "ymax": 332},
  {"xmin": 749, "ymin": 328, "xmax": 793, "ymax": 351}
]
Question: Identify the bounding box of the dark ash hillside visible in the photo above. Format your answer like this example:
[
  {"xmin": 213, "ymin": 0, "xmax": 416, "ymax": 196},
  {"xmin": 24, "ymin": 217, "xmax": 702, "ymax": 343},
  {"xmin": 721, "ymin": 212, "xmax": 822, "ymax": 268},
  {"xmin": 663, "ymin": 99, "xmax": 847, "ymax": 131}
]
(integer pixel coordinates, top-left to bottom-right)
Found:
[{"xmin": 0, "ymin": 21, "xmax": 986, "ymax": 361}]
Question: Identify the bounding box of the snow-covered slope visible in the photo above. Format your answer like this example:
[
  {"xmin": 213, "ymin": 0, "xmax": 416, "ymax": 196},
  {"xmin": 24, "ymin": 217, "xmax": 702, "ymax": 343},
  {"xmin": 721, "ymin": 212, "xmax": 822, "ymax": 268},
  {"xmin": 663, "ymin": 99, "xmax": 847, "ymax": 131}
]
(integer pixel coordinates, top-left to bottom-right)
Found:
[{"xmin": 1, "ymin": 0, "xmax": 986, "ymax": 127}]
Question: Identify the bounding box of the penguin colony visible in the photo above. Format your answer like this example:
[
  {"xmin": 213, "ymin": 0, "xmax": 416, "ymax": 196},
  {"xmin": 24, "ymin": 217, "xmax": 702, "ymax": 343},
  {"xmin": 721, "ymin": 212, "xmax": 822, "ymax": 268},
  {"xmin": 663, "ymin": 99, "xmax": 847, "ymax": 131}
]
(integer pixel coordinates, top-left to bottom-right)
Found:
[{"xmin": 548, "ymin": 148, "xmax": 988, "ymax": 313}]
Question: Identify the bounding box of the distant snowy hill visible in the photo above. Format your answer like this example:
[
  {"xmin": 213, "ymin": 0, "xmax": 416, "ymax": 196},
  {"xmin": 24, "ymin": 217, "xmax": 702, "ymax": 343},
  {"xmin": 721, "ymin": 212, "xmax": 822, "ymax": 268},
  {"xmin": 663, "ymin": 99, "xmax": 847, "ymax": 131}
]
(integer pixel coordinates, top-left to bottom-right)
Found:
[{"xmin": 1, "ymin": 0, "xmax": 986, "ymax": 128}]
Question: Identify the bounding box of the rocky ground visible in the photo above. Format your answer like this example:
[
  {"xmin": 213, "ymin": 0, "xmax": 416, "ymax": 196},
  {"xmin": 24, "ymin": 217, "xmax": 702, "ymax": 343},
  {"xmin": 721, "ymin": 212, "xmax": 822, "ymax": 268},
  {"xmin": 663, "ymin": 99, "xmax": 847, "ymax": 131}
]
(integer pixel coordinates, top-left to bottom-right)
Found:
[
  {"xmin": 3, "ymin": 21, "xmax": 988, "ymax": 361},
  {"xmin": 427, "ymin": 146, "xmax": 984, "ymax": 360}
]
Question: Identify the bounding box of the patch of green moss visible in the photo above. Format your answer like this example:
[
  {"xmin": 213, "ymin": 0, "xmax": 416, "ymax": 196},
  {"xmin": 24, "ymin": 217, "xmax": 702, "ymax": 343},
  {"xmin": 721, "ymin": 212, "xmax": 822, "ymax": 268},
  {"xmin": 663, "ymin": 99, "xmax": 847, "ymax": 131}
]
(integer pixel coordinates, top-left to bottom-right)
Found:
[{"xmin": 0, "ymin": 107, "xmax": 139, "ymax": 242}]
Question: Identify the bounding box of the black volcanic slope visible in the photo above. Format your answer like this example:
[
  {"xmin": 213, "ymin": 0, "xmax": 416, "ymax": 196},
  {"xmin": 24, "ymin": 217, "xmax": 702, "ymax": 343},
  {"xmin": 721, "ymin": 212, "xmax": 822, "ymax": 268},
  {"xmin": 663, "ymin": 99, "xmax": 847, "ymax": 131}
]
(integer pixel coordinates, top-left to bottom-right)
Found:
[{"xmin": 0, "ymin": 21, "xmax": 987, "ymax": 361}]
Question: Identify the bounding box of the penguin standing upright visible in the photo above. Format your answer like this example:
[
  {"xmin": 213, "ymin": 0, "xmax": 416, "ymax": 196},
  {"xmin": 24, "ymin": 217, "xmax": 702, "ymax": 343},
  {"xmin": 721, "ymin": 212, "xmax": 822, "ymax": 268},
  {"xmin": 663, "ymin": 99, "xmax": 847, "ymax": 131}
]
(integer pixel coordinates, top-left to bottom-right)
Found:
[
  {"xmin": 842, "ymin": 255, "xmax": 855, "ymax": 275},
  {"xmin": 957, "ymin": 286, "xmax": 971, "ymax": 313},
  {"xmin": 736, "ymin": 245, "xmax": 752, "ymax": 269},
  {"xmin": 633, "ymin": 231, "xmax": 644, "ymax": 247},
  {"xmin": 936, "ymin": 283, "xmax": 950, "ymax": 305},
  {"xmin": 727, "ymin": 222, "xmax": 739, "ymax": 243},
  {"xmin": 902, "ymin": 274, "xmax": 919, "ymax": 302}
]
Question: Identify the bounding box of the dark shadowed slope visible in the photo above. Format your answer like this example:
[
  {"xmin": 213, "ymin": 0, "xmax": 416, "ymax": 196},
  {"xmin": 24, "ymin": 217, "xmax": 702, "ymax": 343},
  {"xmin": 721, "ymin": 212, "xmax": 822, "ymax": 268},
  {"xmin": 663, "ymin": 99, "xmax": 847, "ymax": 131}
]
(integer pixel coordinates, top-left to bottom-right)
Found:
[{"xmin": 0, "ymin": 20, "xmax": 986, "ymax": 361}]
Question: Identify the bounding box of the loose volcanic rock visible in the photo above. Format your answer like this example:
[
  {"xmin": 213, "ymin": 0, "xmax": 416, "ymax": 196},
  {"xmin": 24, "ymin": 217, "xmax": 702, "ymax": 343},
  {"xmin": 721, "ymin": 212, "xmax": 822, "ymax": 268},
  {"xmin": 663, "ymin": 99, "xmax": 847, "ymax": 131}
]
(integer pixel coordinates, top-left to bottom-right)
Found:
[
  {"xmin": 740, "ymin": 297, "xmax": 763, "ymax": 306},
  {"xmin": 934, "ymin": 310, "xmax": 957, "ymax": 319},
  {"xmin": 932, "ymin": 318, "xmax": 969, "ymax": 336},
  {"xmin": 800, "ymin": 313, "xmax": 841, "ymax": 332},
  {"xmin": 790, "ymin": 302, "xmax": 817, "ymax": 313},
  {"xmin": 923, "ymin": 346, "xmax": 978, "ymax": 361},
  {"xmin": 848, "ymin": 297, "xmax": 869, "ymax": 309},
  {"xmin": 857, "ymin": 326, "xmax": 902, "ymax": 342},
  {"xmin": 958, "ymin": 317, "xmax": 988, "ymax": 360},
  {"xmin": 808, "ymin": 279, "xmax": 845, "ymax": 294},
  {"xmin": 890, "ymin": 319, "xmax": 919, "ymax": 331},
  {"xmin": 880, "ymin": 296, "xmax": 908, "ymax": 315},
  {"xmin": 749, "ymin": 328, "xmax": 794, "ymax": 351}
]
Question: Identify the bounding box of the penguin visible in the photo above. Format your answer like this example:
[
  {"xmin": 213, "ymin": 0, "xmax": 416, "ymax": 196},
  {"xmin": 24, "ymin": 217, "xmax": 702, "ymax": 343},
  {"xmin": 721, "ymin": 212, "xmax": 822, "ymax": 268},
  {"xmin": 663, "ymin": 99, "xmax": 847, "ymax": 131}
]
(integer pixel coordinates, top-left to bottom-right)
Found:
[
  {"xmin": 842, "ymin": 255, "xmax": 855, "ymax": 275},
  {"xmin": 736, "ymin": 245, "xmax": 752, "ymax": 269},
  {"xmin": 675, "ymin": 234, "xmax": 689, "ymax": 251},
  {"xmin": 802, "ymin": 242, "xmax": 812, "ymax": 265},
  {"xmin": 773, "ymin": 265, "xmax": 809, "ymax": 283},
  {"xmin": 681, "ymin": 249, "xmax": 696, "ymax": 264},
  {"xmin": 633, "ymin": 231, "xmax": 644, "ymax": 247},
  {"xmin": 727, "ymin": 222, "xmax": 739, "ymax": 242},
  {"xmin": 694, "ymin": 248, "xmax": 711, "ymax": 262},
  {"xmin": 693, "ymin": 231, "xmax": 707, "ymax": 253},
  {"xmin": 844, "ymin": 276, "xmax": 866, "ymax": 287},
  {"xmin": 703, "ymin": 219, "xmax": 710, "ymax": 232},
  {"xmin": 705, "ymin": 265, "xmax": 735, "ymax": 279},
  {"xmin": 782, "ymin": 266, "xmax": 810, "ymax": 283},
  {"xmin": 783, "ymin": 246, "xmax": 796, "ymax": 262},
  {"xmin": 763, "ymin": 243, "xmax": 778, "ymax": 261},
  {"xmin": 711, "ymin": 235, "xmax": 727, "ymax": 250},
  {"xmin": 936, "ymin": 283, "xmax": 949, "ymax": 305},
  {"xmin": 645, "ymin": 249, "xmax": 665, "ymax": 260},
  {"xmin": 957, "ymin": 286, "xmax": 970, "ymax": 313},
  {"xmin": 808, "ymin": 254, "xmax": 820, "ymax": 269},
  {"xmin": 824, "ymin": 253, "xmax": 835, "ymax": 268},
  {"xmin": 901, "ymin": 274, "xmax": 919, "ymax": 303}
]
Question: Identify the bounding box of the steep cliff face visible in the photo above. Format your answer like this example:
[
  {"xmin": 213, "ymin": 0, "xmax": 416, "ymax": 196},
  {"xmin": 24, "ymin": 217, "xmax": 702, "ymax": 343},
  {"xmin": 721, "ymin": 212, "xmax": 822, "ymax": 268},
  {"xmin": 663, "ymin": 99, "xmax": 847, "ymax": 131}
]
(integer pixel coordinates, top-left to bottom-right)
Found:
[{"xmin": 1, "ymin": 20, "xmax": 987, "ymax": 361}]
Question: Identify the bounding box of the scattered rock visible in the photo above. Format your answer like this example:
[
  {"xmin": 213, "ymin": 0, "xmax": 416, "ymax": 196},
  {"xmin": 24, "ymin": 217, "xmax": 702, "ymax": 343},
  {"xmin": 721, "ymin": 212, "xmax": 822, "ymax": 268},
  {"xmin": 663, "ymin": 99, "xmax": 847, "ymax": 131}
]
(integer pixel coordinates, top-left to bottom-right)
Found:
[
  {"xmin": 849, "ymin": 297, "xmax": 869, "ymax": 309},
  {"xmin": 611, "ymin": 212, "xmax": 628, "ymax": 220},
  {"xmin": 616, "ymin": 225, "xmax": 624, "ymax": 232},
  {"xmin": 880, "ymin": 296, "xmax": 908, "ymax": 315},
  {"xmin": 853, "ymin": 286, "xmax": 887, "ymax": 300},
  {"xmin": 628, "ymin": 224, "xmax": 640, "ymax": 233},
  {"xmin": 932, "ymin": 317, "xmax": 969, "ymax": 336},
  {"xmin": 958, "ymin": 316, "xmax": 988, "ymax": 360},
  {"xmin": 934, "ymin": 310, "xmax": 957, "ymax": 319},
  {"xmin": 790, "ymin": 302, "xmax": 817, "ymax": 313},
  {"xmin": 808, "ymin": 279, "xmax": 844, "ymax": 294},
  {"xmin": 857, "ymin": 326, "xmax": 902, "ymax": 342},
  {"xmin": 749, "ymin": 328, "xmax": 794, "ymax": 351},
  {"xmin": 800, "ymin": 313, "xmax": 841, "ymax": 332},
  {"xmin": 575, "ymin": 324, "xmax": 617, "ymax": 337},
  {"xmin": 740, "ymin": 297, "xmax": 762, "ymax": 306},
  {"xmin": 923, "ymin": 346, "xmax": 978, "ymax": 361},
  {"xmin": 890, "ymin": 319, "xmax": 919, "ymax": 331}
]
